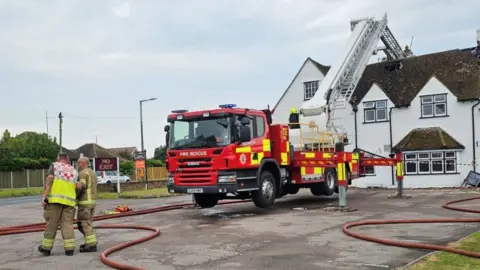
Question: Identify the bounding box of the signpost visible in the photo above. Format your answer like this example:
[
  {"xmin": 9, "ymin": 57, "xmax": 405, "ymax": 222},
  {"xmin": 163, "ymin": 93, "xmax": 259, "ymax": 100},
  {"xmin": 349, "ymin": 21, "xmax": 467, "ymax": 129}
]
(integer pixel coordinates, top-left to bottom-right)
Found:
[
  {"xmin": 134, "ymin": 150, "xmax": 147, "ymax": 189},
  {"xmin": 94, "ymin": 157, "xmax": 121, "ymax": 194}
]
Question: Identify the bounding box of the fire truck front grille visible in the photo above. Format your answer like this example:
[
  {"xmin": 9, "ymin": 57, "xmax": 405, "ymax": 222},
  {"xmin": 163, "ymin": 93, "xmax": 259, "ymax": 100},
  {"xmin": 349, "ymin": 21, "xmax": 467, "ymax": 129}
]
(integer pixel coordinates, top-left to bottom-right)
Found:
[
  {"xmin": 178, "ymin": 173, "xmax": 212, "ymax": 185},
  {"xmin": 174, "ymin": 158, "xmax": 215, "ymax": 185}
]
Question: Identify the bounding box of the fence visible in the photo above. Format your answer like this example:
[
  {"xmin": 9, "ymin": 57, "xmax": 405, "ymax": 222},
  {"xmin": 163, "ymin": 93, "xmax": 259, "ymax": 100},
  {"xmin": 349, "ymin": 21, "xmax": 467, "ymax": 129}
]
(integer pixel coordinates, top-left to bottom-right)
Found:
[
  {"xmin": 0, "ymin": 169, "xmax": 46, "ymax": 189},
  {"xmin": 0, "ymin": 166, "xmax": 169, "ymax": 189}
]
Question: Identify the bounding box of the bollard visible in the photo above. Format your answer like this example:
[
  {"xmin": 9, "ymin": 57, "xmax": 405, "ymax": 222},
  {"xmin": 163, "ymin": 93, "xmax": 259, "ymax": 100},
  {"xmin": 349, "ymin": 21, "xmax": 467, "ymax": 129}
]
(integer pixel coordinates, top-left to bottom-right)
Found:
[
  {"xmin": 336, "ymin": 142, "xmax": 347, "ymax": 208},
  {"xmin": 325, "ymin": 142, "xmax": 356, "ymax": 212}
]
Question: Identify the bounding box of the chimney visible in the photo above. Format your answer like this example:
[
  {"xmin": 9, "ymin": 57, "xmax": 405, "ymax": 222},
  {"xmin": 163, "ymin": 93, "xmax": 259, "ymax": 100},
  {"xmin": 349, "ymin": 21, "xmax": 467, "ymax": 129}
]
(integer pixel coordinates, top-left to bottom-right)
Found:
[{"xmin": 477, "ymin": 29, "xmax": 480, "ymax": 44}]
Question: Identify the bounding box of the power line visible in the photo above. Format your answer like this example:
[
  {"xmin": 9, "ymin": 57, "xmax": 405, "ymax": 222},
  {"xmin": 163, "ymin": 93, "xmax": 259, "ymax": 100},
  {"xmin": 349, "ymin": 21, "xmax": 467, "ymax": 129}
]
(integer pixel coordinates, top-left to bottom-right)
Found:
[{"xmin": 61, "ymin": 113, "xmax": 163, "ymax": 120}]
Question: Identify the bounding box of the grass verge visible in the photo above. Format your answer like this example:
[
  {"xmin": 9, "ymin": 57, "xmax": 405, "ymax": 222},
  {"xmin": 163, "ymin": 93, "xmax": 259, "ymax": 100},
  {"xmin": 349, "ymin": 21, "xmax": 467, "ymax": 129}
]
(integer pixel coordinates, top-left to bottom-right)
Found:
[
  {"xmin": 406, "ymin": 232, "xmax": 480, "ymax": 270},
  {"xmin": 97, "ymin": 187, "xmax": 178, "ymax": 199},
  {"xmin": 0, "ymin": 187, "xmax": 44, "ymax": 198},
  {"xmin": 0, "ymin": 187, "xmax": 177, "ymax": 200}
]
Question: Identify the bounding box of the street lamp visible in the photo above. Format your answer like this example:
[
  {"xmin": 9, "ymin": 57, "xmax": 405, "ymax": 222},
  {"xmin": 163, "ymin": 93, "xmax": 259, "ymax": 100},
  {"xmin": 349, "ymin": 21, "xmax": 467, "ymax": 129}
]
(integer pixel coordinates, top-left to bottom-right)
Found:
[{"xmin": 140, "ymin": 97, "xmax": 157, "ymax": 190}]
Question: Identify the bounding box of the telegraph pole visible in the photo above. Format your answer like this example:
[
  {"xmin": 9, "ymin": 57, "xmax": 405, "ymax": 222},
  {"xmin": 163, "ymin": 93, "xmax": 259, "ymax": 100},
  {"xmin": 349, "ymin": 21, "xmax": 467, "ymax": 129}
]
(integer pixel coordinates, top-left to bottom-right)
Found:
[
  {"xmin": 58, "ymin": 112, "xmax": 63, "ymax": 152},
  {"xmin": 46, "ymin": 111, "xmax": 49, "ymax": 137}
]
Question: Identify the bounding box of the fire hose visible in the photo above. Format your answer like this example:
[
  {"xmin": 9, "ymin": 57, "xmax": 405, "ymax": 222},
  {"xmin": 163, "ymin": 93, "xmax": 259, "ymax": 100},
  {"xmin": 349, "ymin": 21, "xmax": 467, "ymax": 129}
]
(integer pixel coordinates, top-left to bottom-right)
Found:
[
  {"xmin": 0, "ymin": 196, "xmax": 478, "ymax": 269},
  {"xmin": 343, "ymin": 195, "xmax": 480, "ymax": 258},
  {"xmin": 0, "ymin": 200, "xmax": 248, "ymax": 270}
]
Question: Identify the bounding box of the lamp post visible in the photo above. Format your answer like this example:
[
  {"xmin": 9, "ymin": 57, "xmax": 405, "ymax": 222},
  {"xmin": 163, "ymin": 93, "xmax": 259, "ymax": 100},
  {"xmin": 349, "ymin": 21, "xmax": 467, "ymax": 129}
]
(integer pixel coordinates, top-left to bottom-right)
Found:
[{"xmin": 140, "ymin": 97, "xmax": 157, "ymax": 190}]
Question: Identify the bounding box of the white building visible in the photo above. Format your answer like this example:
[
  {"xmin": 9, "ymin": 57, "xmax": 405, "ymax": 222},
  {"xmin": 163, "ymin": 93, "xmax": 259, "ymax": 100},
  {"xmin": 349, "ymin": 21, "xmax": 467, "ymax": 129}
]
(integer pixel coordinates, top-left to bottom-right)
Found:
[{"xmin": 272, "ymin": 44, "xmax": 480, "ymax": 188}]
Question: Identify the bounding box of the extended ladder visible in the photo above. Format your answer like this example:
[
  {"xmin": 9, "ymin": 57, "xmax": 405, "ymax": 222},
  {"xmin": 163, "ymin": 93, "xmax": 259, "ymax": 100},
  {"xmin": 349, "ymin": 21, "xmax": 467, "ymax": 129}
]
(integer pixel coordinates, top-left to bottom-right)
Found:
[{"xmin": 300, "ymin": 13, "xmax": 407, "ymax": 142}]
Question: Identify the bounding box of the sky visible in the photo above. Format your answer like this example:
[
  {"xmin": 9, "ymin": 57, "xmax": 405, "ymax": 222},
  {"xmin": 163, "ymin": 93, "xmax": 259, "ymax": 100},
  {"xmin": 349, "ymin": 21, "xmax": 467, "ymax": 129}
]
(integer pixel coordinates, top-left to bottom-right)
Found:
[{"xmin": 0, "ymin": 0, "xmax": 479, "ymax": 157}]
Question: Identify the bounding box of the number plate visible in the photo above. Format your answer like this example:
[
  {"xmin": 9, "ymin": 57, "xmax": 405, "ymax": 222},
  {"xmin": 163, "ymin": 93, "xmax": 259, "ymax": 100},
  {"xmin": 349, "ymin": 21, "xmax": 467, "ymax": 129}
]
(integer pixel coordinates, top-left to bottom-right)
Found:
[
  {"xmin": 186, "ymin": 188, "xmax": 203, "ymax": 193},
  {"xmin": 186, "ymin": 161, "xmax": 200, "ymax": 166}
]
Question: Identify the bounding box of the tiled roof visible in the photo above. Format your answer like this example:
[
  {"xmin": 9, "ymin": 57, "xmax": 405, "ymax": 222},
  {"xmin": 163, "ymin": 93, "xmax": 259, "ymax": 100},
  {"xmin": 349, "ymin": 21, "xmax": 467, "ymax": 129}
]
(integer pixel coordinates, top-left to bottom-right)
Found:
[
  {"xmin": 392, "ymin": 127, "xmax": 465, "ymax": 152},
  {"xmin": 107, "ymin": 147, "xmax": 137, "ymax": 160},
  {"xmin": 310, "ymin": 58, "xmax": 331, "ymax": 75},
  {"xmin": 350, "ymin": 49, "xmax": 480, "ymax": 106},
  {"xmin": 74, "ymin": 143, "xmax": 120, "ymax": 159}
]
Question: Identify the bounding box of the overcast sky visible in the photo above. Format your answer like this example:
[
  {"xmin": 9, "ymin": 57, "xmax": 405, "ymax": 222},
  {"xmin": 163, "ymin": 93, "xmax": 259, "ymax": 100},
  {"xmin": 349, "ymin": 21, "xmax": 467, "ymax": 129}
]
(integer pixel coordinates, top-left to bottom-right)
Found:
[{"xmin": 1, "ymin": 0, "xmax": 478, "ymax": 156}]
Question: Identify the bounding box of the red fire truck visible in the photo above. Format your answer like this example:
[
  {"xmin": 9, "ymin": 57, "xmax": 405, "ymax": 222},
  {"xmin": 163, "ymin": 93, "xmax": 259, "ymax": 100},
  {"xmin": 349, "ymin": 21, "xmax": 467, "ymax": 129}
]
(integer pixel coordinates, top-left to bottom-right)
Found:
[
  {"xmin": 165, "ymin": 14, "xmax": 408, "ymax": 208},
  {"xmin": 164, "ymin": 104, "xmax": 404, "ymax": 208}
]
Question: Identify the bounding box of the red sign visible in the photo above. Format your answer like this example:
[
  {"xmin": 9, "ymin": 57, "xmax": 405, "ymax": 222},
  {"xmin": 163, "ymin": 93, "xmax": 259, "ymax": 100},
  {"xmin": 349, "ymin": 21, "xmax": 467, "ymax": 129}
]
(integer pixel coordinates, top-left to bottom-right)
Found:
[{"xmin": 95, "ymin": 158, "xmax": 118, "ymax": 171}]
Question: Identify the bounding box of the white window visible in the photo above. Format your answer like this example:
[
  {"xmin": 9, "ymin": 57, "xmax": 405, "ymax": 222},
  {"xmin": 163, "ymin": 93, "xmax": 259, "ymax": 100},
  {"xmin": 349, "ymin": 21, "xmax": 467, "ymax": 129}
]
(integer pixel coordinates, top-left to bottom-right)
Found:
[
  {"xmin": 365, "ymin": 166, "xmax": 375, "ymax": 175},
  {"xmin": 445, "ymin": 151, "xmax": 457, "ymax": 173},
  {"xmin": 403, "ymin": 151, "xmax": 457, "ymax": 175},
  {"xmin": 304, "ymin": 81, "xmax": 319, "ymax": 100},
  {"xmin": 363, "ymin": 100, "xmax": 388, "ymax": 123},
  {"xmin": 421, "ymin": 94, "xmax": 447, "ymax": 118},
  {"xmin": 404, "ymin": 153, "xmax": 417, "ymax": 174},
  {"xmin": 431, "ymin": 152, "xmax": 444, "ymax": 174}
]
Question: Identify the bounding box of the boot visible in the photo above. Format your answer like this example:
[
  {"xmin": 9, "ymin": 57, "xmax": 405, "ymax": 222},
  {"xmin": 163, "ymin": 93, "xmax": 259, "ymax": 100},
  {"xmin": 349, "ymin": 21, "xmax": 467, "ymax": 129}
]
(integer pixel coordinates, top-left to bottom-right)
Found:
[
  {"xmin": 79, "ymin": 245, "xmax": 97, "ymax": 253},
  {"xmin": 37, "ymin": 245, "xmax": 51, "ymax": 256},
  {"xmin": 65, "ymin": 250, "xmax": 74, "ymax": 256}
]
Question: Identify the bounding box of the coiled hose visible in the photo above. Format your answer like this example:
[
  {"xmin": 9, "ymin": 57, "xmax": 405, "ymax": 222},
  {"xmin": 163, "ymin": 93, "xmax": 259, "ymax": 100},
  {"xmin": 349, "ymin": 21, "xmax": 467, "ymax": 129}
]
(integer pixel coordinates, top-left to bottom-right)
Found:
[
  {"xmin": 0, "ymin": 200, "xmax": 248, "ymax": 270},
  {"xmin": 1, "ymin": 195, "xmax": 478, "ymax": 269},
  {"xmin": 343, "ymin": 195, "xmax": 480, "ymax": 258}
]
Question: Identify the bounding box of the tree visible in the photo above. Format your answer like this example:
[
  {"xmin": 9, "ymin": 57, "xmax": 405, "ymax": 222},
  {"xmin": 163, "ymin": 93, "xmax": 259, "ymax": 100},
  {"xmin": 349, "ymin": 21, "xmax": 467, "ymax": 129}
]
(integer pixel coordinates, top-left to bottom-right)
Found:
[
  {"xmin": 0, "ymin": 130, "xmax": 60, "ymax": 171},
  {"xmin": 153, "ymin": 145, "xmax": 167, "ymax": 161}
]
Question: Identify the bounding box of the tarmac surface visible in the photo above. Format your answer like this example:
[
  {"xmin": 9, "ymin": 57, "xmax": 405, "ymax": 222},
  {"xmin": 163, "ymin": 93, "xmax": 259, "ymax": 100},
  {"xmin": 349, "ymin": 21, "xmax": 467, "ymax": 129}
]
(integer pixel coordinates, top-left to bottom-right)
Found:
[{"xmin": 0, "ymin": 188, "xmax": 479, "ymax": 270}]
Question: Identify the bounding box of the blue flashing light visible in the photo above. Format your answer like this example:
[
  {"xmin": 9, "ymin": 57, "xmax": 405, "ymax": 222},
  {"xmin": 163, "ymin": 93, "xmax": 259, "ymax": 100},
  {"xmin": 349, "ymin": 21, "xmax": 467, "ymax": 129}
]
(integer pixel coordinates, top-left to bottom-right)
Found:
[
  {"xmin": 218, "ymin": 104, "xmax": 237, "ymax": 109},
  {"xmin": 171, "ymin": 109, "xmax": 188, "ymax": 114}
]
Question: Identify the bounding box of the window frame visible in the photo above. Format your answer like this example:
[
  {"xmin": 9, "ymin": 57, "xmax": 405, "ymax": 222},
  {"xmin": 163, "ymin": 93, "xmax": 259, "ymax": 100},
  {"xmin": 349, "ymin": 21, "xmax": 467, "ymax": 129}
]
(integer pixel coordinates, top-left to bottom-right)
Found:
[
  {"xmin": 420, "ymin": 94, "xmax": 448, "ymax": 118},
  {"xmin": 403, "ymin": 150, "xmax": 458, "ymax": 175},
  {"xmin": 364, "ymin": 166, "xmax": 375, "ymax": 176},
  {"xmin": 303, "ymin": 80, "xmax": 319, "ymax": 101},
  {"xmin": 253, "ymin": 115, "xmax": 265, "ymax": 138},
  {"xmin": 363, "ymin": 100, "xmax": 388, "ymax": 123}
]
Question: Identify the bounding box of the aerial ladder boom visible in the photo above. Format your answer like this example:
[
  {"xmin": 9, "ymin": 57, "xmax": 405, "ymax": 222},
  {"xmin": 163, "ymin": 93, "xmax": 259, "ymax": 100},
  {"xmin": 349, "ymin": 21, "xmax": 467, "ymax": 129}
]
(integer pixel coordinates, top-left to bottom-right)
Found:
[{"xmin": 298, "ymin": 13, "xmax": 407, "ymax": 143}]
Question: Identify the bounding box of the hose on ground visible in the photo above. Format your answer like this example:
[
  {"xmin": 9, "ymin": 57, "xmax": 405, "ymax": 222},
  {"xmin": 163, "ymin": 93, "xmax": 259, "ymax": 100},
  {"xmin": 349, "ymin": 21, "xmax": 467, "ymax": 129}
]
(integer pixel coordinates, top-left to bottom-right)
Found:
[
  {"xmin": 0, "ymin": 200, "xmax": 249, "ymax": 270},
  {"xmin": 343, "ymin": 195, "xmax": 480, "ymax": 258},
  {"xmin": 1, "ymin": 195, "xmax": 478, "ymax": 269}
]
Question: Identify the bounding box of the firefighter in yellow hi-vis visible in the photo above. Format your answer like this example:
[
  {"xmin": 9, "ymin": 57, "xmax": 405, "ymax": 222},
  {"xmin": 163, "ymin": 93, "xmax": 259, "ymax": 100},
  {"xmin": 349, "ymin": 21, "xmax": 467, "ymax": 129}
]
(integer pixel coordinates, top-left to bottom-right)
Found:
[
  {"xmin": 76, "ymin": 156, "xmax": 98, "ymax": 252},
  {"xmin": 39, "ymin": 153, "xmax": 80, "ymax": 256}
]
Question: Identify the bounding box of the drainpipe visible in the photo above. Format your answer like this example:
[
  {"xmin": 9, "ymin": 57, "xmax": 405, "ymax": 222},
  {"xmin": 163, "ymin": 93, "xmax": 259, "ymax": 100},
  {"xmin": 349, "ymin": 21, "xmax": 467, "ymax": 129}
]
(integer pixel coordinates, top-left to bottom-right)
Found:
[
  {"xmin": 389, "ymin": 107, "xmax": 395, "ymax": 186},
  {"xmin": 471, "ymin": 100, "xmax": 480, "ymax": 172},
  {"xmin": 353, "ymin": 106, "xmax": 358, "ymax": 149}
]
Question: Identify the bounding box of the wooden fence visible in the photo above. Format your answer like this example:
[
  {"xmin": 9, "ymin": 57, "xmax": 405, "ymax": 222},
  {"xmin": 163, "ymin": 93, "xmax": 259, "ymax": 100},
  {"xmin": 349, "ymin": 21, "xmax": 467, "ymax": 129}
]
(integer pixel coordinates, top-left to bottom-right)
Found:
[{"xmin": 0, "ymin": 167, "xmax": 168, "ymax": 189}]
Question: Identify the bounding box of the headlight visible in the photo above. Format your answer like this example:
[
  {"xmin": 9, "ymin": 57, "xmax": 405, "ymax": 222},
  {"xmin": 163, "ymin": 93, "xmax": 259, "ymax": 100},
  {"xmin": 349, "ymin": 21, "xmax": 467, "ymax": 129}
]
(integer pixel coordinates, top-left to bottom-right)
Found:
[
  {"xmin": 218, "ymin": 175, "xmax": 236, "ymax": 183},
  {"xmin": 167, "ymin": 175, "xmax": 174, "ymax": 184}
]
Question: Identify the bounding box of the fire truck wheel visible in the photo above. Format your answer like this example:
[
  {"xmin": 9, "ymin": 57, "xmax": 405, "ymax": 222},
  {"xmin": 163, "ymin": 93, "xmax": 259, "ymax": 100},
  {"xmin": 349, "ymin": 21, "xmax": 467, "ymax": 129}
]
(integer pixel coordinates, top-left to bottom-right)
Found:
[
  {"xmin": 310, "ymin": 168, "xmax": 336, "ymax": 196},
  {"xmin": 252, "ymin": 171, "xmax": 277, "ymax": 208},
  {"xmin": 193, "ymin": 194, "xmax": 219, "ymax": 208}
]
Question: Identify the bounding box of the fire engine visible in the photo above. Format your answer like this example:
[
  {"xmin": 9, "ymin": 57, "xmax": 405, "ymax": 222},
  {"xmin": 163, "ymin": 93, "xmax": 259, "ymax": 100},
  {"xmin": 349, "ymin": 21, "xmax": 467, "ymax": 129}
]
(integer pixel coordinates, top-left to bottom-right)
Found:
[{"xmin": 165, "ymin": 14, "xmax": 408, "ymax": 208}]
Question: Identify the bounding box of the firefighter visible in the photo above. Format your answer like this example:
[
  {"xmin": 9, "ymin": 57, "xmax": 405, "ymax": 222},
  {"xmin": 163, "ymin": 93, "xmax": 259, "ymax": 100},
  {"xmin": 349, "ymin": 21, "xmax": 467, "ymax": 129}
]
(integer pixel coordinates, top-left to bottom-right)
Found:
[
  {"xmin": 76, "ymin": 156, "xmax": 98, "ymax": 252},
  {"xmin": 38, "ymin": 153, "xmax": 79, "ymax": 256}
]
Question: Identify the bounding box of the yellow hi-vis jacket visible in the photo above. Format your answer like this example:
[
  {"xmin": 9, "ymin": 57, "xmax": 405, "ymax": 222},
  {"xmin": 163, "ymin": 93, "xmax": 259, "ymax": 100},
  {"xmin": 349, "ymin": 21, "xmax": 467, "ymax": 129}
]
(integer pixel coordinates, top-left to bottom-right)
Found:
[{"xmin": 48, "ymin": 162, "xmax": 78, "ymax": 207}]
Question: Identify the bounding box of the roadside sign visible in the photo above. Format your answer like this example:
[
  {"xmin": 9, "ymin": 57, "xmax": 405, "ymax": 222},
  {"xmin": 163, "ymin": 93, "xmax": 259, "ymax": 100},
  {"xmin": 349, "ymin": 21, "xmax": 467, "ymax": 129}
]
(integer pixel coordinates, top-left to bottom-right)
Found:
[
  {"xmin": 134, "ymin": 150, "xmax": 146, "ymax": 160},
  {"xmin": 94, "ymin": 158, "xmax": 118, "ymax": 171},
  {"xmin": 137, "ymin": 168, "xmax": 145, "ymax": 178},
  {"xmin": 93, "ymin": 157, "xmax": 121, "ymax": 194},
  {"xmin": 135, "ymin": 159, "xmax": 145, "ymax": 168}
]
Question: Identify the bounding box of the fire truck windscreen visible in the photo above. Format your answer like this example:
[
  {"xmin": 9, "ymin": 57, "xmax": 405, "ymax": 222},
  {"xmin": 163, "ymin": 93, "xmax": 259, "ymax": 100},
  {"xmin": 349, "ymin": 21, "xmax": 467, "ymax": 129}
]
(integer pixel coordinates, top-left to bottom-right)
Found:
[{"xmin": 168, "ymin": 116, "xmax": 232, "ymax": 149}]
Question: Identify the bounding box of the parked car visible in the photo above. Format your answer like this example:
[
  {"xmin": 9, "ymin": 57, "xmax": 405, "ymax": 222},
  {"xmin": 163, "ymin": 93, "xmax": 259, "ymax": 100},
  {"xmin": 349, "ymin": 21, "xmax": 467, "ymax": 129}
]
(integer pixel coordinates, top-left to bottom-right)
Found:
[{"xmin": 96, "ymin": 171, "xmax": 131, "ymax": 184}]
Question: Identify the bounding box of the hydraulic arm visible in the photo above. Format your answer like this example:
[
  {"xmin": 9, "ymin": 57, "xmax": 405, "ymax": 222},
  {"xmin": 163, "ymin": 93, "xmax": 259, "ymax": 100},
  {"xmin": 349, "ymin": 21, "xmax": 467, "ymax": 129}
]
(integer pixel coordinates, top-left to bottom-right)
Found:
[{"xmin": 299, "ymin": 14, "xmax": 408, "ymax": 141}]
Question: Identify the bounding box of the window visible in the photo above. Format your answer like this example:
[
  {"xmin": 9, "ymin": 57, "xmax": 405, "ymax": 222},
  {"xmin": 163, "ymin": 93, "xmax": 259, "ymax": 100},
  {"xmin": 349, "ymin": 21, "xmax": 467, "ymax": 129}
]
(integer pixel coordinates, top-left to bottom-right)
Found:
[
  {"xmin": 363, "ymin": 100, "xmax": 388, "ymax": 123},
  {"xmin": 404, "ymin": 151, "xmax": 457, "ymax": 175},
  {"xmin": 365, "ymin": 166, "xmax": 375, "ymax": 175},
  {"xmin": 254, "ymin": 116, "xmax": 265, "ymax": 138},
  {"xmin": 420, "ymin": 94, "xmax": 447, "ymax": 118},
  {"xmin": 304, "ymin": 81, "xmax": 319, "ymax": 100}
]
